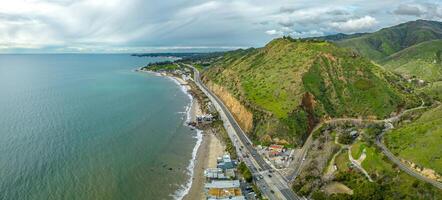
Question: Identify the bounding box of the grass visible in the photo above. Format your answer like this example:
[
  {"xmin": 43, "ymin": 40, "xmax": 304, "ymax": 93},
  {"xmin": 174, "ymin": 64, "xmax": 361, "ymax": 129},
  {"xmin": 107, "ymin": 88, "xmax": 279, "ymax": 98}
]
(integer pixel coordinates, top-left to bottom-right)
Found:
[
  {"xmin": 361, "ymin": 145, "xmax": 393, "ymax": 174},
  {"xmin": 381, "ymin": 40, "xmax": 442, "ymax": 82},
  {"xmin": 203, "ymin": 38, "xmax": 417, "ymax": 145},
  {"xmin": 351, "ymin": 141, "xmax": 366, "ymax": 159},
  {"xmin": 337, "ymin": 20, "xmax": 442, "ymax": 62},
  {"xmin": 334, "ymin": 141, "xmax": 442, "ymax": 199},
  {"xmin": 385, "ymin": 105, "xmax": 442, "ymax": 174},
  {"xmin": 422, "ymin": 81, "xmax": 442, "ymax": 101},
  {"xmin": 335, "ymin": 149, "xmax": 350, "ymax": 172}
]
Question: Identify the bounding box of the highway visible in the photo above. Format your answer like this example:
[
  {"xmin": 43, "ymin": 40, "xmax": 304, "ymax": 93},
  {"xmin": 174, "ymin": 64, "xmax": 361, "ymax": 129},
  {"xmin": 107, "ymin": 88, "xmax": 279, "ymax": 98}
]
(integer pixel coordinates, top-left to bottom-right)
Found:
[{"xmin": 185, "ymin": 64, "xmax": 302, "ymax": 200}]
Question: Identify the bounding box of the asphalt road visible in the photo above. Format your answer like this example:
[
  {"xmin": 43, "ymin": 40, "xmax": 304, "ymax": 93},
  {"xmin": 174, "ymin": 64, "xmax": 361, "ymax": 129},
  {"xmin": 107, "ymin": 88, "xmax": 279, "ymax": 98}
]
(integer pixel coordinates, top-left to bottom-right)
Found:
[
  {"xmin": 188, "ymin": 64, "xmax": 442, "ymax": 193},
  {"xmin": 186, "ymin": 64, "xmax": 302, "ymax": 200},
  {"xmin": 286, "ymin": 99, "xmax": 442, "ymax": 190},
  {"xmin": 376, "ymin": 132, "xmax": 442, "ymax": 189}
]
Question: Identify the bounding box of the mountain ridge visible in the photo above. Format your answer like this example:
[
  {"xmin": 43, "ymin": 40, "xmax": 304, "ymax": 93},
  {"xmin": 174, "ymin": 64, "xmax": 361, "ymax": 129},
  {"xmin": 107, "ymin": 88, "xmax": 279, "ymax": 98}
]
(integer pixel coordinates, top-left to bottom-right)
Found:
[{"xmin": 201, "ymin": 37, "xmax": 419, "ymax": 146}]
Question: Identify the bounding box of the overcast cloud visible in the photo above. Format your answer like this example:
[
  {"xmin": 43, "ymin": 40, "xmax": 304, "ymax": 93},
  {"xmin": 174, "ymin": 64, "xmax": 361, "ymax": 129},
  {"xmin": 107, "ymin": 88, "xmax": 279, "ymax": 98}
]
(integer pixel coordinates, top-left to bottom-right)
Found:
[{"xmin": 0, "ymin": 0, "xmax": 441, "ymax": 53}]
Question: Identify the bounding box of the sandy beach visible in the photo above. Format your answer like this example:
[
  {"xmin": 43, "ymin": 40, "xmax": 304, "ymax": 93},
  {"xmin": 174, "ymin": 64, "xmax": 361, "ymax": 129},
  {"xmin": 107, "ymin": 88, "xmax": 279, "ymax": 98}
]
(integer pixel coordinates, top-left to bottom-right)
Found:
[
  {"xmin": 137, "ymin": 69, "xmax": 225, "ymax": 200},
  {"xmin": 182, "ymin": 94, "xmax": 225, "ymax": 200}
]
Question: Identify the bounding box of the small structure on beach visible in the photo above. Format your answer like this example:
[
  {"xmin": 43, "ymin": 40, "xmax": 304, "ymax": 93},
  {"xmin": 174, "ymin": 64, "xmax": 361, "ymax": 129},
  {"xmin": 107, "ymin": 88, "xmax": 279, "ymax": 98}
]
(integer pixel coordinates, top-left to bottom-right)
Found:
[{"xmin": 197, "ymin": 114, "xmax": 214, "ymax": 124}]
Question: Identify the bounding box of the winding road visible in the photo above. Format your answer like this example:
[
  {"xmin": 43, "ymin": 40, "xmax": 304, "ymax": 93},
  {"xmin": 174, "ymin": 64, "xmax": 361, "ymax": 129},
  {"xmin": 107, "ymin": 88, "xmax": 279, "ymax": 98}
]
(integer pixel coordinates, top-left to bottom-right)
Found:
[
  {"xmin": 184, "ymin": 63, "xmax": 441, "ymax": 195},
  {"xmin": 287, "ymin": 98, "xmax": 442, "ymax": 190}
]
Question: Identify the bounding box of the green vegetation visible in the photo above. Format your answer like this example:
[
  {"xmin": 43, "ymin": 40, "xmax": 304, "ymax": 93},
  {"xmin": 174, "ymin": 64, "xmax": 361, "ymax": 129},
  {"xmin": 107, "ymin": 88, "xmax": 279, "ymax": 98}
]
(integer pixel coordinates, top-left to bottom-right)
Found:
[
  {"xmin": 145, "ymin": 62, "xmax": 180, "ymax": 71},
  {"xmin": 381, "ymin": 40, "xmax": 442, "ymax": 81},
  {"xmin": 335, "ymin": 20, "xmax": 442, "ymax": 82},
  {"xmin": 385, "ymin": 105, "xmax": 442, "ymax": 174},
  {"xmin": 351, "ymin": 141, "xmax": 366, "ymax": 159},
  {"xmin": 332, "ymin": 140, "xmax": 442, "ymax": 199},
  {"xmin": 202, "ymin": 37, "xmax": 418, "ymax": 145},
  {"xmin": 238, "ymin": 162, "xmax": 253, "ymax": 183},
  {"xmin": 212, "ymin": 120, "xmax": 237, "ymax": 159},
  {"xmin": 238, "ymin": 162, "xmax": 263, "ymax": 199},
  {"xmin": 337, "ymin": 20, "xmax": 442, "ymax": 62},
  {"xmin": 422, "ymin": 81, "xmax": 442, "ymax": 101},
  {"xmin": 335, "ymin": 149, "xmax": 350, "ymax": 172},
  {"xmin": 338, "ymin": 132, "xmax": 353, "ymax": 145},
  {"xmin": 361, "ymin": 144, "xmax": 393, "ymax": 175}
]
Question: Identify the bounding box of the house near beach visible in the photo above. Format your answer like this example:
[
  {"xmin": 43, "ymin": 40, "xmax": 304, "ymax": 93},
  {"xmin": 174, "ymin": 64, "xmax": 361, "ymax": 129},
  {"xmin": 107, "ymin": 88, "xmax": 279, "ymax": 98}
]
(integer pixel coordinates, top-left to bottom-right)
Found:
[{"xmin": 204, "ymin": 180, "xmax": 244, "ymax": 199}]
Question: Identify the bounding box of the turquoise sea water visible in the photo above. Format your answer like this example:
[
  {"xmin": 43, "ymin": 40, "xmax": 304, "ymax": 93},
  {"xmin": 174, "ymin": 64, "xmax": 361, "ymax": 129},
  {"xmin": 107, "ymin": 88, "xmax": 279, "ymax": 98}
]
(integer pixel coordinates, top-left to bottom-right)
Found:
[{"xmin": 0, "ymin": 54, "xmax": 197, "ymax": 200}]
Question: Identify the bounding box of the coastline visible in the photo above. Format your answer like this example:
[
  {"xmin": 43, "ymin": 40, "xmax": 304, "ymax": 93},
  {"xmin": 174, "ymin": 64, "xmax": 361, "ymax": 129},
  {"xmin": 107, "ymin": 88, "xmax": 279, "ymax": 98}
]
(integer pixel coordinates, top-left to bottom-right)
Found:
[{"xmin": 137, "ymin": 68, "xmax": 224, "ymax": 200}]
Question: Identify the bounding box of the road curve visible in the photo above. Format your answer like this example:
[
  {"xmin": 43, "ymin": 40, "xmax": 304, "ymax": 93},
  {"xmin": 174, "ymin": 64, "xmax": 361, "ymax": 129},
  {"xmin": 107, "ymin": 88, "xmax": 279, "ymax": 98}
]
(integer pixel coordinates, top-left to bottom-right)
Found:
[
  {"xmin": 376, "ymin": 133, "xmax": 442, "ymax": 189},
  {"xmin": 287, "ymin": 100, "xmax": 441, "ymax": 190}
]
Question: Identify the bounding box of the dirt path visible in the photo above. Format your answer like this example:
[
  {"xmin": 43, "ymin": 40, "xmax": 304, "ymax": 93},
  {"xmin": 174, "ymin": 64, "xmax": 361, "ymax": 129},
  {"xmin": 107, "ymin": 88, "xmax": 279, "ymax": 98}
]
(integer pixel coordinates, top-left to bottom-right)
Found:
[{"xmin": 348, "ymin": 147, "xmax": 373, "ymax": 182}]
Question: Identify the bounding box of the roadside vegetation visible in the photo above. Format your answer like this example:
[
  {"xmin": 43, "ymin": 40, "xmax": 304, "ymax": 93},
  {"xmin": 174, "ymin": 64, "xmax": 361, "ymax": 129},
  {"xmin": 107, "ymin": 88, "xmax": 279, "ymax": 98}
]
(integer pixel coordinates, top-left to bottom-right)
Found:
[
  {"xmin": 294, "ymin": 123, "xmax": 442, "ymax": 199},
  {"xmin": 385, "ymin": 105, "xmax": 442, "ymax": 175}
]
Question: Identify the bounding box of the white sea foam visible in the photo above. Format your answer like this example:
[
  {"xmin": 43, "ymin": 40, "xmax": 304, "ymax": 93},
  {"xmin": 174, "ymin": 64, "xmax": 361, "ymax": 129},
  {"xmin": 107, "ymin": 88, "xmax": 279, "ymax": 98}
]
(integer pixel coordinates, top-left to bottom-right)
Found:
[{"xmin": 165, "ymin": 75, "xmax": 203, "ymax": 200}]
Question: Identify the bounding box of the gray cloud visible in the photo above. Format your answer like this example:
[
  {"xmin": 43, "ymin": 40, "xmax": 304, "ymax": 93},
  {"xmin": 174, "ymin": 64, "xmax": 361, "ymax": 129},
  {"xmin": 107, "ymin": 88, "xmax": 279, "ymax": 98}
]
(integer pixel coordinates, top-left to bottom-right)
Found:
[
  {"xmin": 0, "ymin": 0, "xmax": 440, "ymax": 52},
  {"xmin": 393, "ymin": 2, "xmax": 442, "ymax": 19},
  {"xmin": 394, "ymin": 4, "xmax": 424, "ymax": 16}
]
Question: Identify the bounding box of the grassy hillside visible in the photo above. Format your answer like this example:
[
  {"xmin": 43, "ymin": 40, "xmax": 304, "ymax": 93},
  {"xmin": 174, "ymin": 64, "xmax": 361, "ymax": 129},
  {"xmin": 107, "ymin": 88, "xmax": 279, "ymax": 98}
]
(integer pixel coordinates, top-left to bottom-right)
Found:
[
  {"xmin": 308, "ymin": 32, "xmax": 368, "ymax": 41},
  {"xmin": 385, "ymin": 105, "xmax": 442, "ymax": 175},
  {"xmin": 422, "ymin": 81, "xmax": 442, "ymax": 101},
  {"xmin": 202, "ymin": 37, "xmax": 419, "ymax": 146},
  {"xmin": 381, "ymin": 40, "xmax": 442, "ymax": 81},
  {"xmin": 337, "ymin": 20, "xmax": 442, "ymax": 61}
]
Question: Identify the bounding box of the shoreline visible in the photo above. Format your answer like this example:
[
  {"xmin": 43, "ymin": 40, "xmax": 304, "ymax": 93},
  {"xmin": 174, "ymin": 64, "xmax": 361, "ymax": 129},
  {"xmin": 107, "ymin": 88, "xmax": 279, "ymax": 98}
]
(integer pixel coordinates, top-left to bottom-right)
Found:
[
  {"xmin": 166, "ymin": 73, "xmax": 203, "ymax": 200},
  {"xmin": 137, "ymin": 68, "xmax": 224, "ymax": 200}
]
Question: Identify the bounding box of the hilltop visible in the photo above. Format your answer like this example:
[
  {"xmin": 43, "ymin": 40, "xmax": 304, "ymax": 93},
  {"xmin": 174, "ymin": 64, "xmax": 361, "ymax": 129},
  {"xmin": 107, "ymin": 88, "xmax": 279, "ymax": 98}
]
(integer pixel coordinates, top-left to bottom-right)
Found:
[
  {"xmin": 381, "ymin": 39, "xmax": 442, "ymax": 81},
  {"xmin": 201, "ymin": 37, "xmax": 419, "ymax": 146},
  {"xmin": 336, "ymin": 20, "xmax": 442, "ymax": 62}
]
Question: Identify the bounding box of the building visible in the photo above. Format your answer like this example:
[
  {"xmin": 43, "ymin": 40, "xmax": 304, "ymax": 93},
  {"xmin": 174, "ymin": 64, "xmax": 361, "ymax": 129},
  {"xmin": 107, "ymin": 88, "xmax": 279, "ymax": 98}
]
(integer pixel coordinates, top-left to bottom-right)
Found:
[
  {"xmin": 217, "ymin": 154, "xmax": 235, "ymax": 170},
  {"xmin": 204, "ymin": 168, "xmax": 227, "ymax": 180},
  {"xmin": 350, "ymin": 130, "xmax": 359, "ymax": 138},
  {"xmin": 205, "ymin": 180, "xmax": 244, "ymax": 199},
  {"xmin": 197, "ymin": 114, "xmax": 214, "ymax": 124},
  {"xmin": 268, "ymin": 144, "xmax": 284, "ymax": 157},
  {"xmin": 269, "ymin": 144, "xmax": 284, "ymax": 153}
]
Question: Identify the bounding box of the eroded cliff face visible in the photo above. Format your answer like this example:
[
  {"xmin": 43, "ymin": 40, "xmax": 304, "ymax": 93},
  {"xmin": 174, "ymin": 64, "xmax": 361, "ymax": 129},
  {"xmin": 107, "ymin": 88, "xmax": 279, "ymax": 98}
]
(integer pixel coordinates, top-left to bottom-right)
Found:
[{"xmin": 206, "ymin": 81, "xmax": 254, "ymax": 133}]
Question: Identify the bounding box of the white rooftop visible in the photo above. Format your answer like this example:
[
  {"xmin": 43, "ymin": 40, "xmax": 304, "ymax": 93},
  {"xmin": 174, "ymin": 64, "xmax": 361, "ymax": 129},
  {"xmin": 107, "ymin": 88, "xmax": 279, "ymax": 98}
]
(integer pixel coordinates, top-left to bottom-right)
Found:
[
  {"xmin": 205, "ymin": 180, "xmax": 240, "ymax": 189},
  {"xmin": 208, "ymin": 196, "xmax": 245, "ymax": 200}
]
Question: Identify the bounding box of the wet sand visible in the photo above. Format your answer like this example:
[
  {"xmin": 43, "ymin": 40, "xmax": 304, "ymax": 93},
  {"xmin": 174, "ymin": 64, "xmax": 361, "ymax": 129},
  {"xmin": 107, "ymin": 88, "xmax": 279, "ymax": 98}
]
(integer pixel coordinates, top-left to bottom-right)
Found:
[{"xmin": 183, "ymin": 99, "xmax": 225, "ymax": 200}]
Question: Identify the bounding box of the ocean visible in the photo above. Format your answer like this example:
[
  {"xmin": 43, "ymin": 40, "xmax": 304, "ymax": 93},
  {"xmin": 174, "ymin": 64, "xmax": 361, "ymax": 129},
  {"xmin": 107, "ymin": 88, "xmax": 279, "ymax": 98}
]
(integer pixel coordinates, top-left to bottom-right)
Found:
[{"xmin": 0, "ymin": 54, "xmax": 199, "ymax": 200}]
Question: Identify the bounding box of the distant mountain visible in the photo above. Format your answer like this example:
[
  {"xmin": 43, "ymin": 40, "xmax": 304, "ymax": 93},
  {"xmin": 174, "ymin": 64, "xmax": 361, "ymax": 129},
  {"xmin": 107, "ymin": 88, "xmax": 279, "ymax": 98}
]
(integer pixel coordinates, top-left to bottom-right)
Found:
[
  {"xmin": 381, "ymin": 39, "xmax": 442, "ymax": 81},
  {"xmin": 337, "ymin": 20, "xmax": 442, "ymax": 61},
  {"xmin": 201, "ymin": 37, "xmax": 418, "ymax": 145},
  {"xmin": 306, "ymin": 33, "xmax": 368, "ymax": 41}
]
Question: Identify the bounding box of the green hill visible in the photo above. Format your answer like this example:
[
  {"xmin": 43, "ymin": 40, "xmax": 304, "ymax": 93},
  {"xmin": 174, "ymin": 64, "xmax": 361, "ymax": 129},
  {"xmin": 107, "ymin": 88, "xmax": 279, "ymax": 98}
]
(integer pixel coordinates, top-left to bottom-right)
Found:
[
  {"xmin": 307, "ymin": 33, "xmax": 368, "ymax": 41},
  {"xmin": 337, "ymin": 20, "xmax": 442, "ymax": 61},
  {"xmin": 381, "ymin": 40, "xmax": 442, "ymax": 81},
  {"xmin": 386, "ymin": 105, "xmax": 442, "ymax": 175},
  {"xmin": 202, "ymin": 37, "xmax": 419, "ymax": 146}
]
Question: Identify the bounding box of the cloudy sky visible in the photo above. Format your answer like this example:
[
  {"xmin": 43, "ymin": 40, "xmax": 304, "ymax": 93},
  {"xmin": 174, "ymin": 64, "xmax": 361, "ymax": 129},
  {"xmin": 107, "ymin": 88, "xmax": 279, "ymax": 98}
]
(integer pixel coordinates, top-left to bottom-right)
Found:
[{"xmin": 0, "ymin": 0, "xmax": 441, "ymax": 53}]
